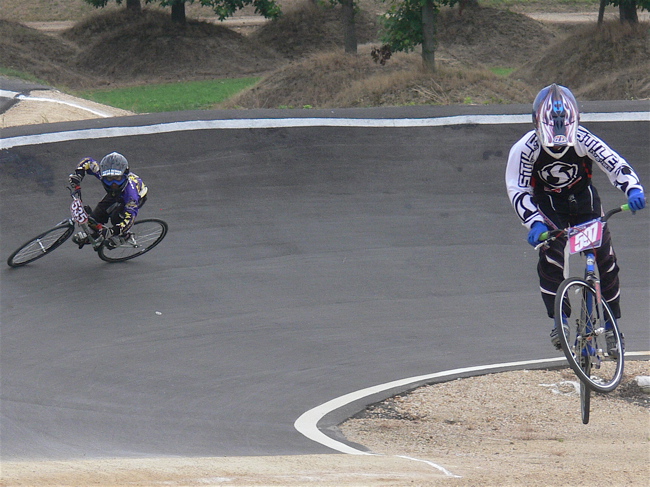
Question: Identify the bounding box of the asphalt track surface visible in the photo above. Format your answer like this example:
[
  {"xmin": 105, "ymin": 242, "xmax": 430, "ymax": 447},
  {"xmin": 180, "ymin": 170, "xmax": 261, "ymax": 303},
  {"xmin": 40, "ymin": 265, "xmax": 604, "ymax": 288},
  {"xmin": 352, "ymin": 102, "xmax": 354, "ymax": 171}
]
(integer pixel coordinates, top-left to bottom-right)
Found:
[{"xmin": 1, "ymin": 102, "xmax": 648, "ymax": 461}]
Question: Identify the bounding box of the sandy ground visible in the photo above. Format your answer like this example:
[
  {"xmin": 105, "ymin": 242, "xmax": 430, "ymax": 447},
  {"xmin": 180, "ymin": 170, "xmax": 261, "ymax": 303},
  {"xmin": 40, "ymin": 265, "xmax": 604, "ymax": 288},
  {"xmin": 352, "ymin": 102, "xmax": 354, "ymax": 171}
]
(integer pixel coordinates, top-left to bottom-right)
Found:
[
  {"xmin": 1, "ymin": 96, "xmax": 649, "ymax": 486},
  {"xmin": 0, "ymin": 89, "xmax": 133, "ymax": 128}
]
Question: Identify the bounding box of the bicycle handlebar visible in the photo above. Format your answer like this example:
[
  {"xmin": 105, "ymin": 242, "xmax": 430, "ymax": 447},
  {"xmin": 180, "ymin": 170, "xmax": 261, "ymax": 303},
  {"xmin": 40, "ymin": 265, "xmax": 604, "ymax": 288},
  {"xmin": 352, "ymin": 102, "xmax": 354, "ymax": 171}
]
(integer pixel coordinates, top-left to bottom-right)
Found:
[{"xmin": 537, "ymin": 204, "xmax": 631, "ymax": 243}]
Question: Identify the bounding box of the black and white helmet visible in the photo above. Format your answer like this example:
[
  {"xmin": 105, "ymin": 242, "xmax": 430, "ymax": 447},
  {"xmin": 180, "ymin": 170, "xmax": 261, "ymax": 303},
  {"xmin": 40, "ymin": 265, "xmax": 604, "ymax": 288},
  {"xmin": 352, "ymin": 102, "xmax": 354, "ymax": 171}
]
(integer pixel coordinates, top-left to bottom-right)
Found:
[{"xmin": 99, "ymin": 152, "xmax": 129, "ymax": 192}]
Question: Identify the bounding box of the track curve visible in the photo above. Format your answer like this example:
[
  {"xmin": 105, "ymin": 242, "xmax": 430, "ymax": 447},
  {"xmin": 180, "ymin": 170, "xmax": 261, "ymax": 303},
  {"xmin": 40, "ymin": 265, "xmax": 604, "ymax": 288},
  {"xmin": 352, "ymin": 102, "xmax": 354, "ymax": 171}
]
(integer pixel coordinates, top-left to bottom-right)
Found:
[{"xmin": 1, "ymin": 103, "xmax": 648, "ymax": 460}]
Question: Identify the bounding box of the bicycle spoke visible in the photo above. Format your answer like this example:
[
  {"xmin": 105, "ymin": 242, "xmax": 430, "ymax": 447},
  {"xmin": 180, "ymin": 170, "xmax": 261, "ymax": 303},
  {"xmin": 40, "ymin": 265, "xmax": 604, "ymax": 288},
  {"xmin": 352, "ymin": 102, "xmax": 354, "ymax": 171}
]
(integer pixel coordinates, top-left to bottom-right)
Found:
[{"xmin": 7, "ymin": 224, "xmax": 74, "ymax": 267}]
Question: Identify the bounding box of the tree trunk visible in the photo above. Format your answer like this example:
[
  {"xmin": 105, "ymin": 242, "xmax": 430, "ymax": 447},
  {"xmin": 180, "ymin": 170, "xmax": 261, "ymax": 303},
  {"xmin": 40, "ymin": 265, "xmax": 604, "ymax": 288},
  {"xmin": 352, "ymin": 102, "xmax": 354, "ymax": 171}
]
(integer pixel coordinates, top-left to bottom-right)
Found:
[
  {"xmin": 421, "ymin": 1, "xmax": 437, "ymax": 72},
  {"xmin": 597, "ymin": 0, "xmax": 607, "ymax": 24},
  {"xmin": 619, "ymin": 0, "xmax": 638, "ymax": 23},
  {"xmin": 126, "ymin": 0, "xmax": 141, "ymax": 12},
  {"xmin": 171, "ymin": 1, "xmax": 186, "ymax": 24},
  {"xmin": 342, "ymin": 0, "xmax": 357, "ymax": 54}
]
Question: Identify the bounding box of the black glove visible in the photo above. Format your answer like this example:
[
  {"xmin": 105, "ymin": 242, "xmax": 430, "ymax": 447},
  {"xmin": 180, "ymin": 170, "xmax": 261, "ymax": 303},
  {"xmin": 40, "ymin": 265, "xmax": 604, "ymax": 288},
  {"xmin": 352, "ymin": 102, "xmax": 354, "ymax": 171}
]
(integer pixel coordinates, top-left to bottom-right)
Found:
[{"xmin": 69, "ymin": 174, "xmax": 82, "ymax": 190}]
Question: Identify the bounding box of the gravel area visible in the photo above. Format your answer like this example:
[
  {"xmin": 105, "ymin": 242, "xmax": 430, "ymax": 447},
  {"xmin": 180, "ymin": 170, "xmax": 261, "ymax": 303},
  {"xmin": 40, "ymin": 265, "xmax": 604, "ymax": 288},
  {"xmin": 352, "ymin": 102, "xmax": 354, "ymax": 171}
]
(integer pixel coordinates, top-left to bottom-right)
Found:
[{"xmin": 340, "ymin": 360, "xmax": 650, "ymax": 486}]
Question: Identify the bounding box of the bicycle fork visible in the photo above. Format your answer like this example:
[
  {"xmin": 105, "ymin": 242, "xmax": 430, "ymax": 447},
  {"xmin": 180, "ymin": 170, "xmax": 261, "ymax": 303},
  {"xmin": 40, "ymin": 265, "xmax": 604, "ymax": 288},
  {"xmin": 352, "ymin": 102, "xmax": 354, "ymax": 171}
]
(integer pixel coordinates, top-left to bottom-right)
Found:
[{"xmin": 579, "ymin": 251, "xmax": 605, "ymax": 366}]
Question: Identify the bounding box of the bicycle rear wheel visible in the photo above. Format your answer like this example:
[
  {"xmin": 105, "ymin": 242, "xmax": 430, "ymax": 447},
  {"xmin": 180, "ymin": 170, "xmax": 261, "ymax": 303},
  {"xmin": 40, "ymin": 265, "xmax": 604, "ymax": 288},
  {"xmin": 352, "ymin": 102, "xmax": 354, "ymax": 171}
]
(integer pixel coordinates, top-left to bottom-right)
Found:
[
  {"xmin": 7, "ymin": 223, "xmax": 74, "ymax": 267},
  {"xmin": 98, "ymin": 218, "xmax": 168, "ymax": 263},
  {"xmin": 555, "ymin": 277, "xmax": 624, "ymax": 393}
]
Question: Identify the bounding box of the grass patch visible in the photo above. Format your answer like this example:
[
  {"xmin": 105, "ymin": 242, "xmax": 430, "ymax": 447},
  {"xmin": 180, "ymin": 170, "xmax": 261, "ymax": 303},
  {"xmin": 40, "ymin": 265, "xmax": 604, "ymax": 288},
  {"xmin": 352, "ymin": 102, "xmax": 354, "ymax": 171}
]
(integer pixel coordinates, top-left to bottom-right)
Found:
[
  {"xmin": 0, "ymin": 67, "xmax": 49, "ymax": 85},
  {"xmin": 75, "ymin": 78, "xmax": 261, "ymax": 113},
  {"xmin": 489, "ymin": 67, "xmax": 515, "ymax": 77}
]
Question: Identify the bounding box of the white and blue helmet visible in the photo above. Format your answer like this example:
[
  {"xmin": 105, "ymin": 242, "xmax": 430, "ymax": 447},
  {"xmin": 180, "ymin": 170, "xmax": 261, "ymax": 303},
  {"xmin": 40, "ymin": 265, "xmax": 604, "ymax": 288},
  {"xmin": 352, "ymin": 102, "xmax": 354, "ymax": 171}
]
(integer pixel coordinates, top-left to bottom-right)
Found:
[{"xmin": 532, "ymin": 84, "xmax": 580, "ymax": 153}]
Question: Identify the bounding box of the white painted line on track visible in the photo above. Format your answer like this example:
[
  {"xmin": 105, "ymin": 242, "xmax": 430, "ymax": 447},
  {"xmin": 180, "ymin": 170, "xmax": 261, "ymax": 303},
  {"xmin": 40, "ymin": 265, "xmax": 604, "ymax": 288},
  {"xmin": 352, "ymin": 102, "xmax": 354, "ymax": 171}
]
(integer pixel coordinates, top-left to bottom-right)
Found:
[
  {"xmin": 294, "ymin": 351, "xmax": 649, "ymax": 475},
  {"xmin": 2, "ymin": 111, "xmax": 648, "ymax": 150},
  {"xmin": 0, "ymin": 90, "xmax": 114, "ymax": 118},
  {"xmin": 295, "ymin": 357, "xmax": 564, "ymax": 456},
  {"xmin": 395, "ymin": 455, "xmax": 461, "ymax": 478},
  {"xmin": 15, "ymin": 94, "xmax": 115, "ymax": 118},
  {"xmin": 0, "ymin": 90, "xmax": 20, "ymax": 98}
]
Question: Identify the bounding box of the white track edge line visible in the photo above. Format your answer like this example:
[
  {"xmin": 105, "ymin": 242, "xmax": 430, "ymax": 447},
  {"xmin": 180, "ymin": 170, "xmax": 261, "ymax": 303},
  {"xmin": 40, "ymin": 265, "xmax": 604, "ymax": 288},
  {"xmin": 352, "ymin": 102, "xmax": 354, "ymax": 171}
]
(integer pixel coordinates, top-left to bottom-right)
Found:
[
  {"xmin": 16, "ymin": 94, "xmax": 114, "ymax": 118},
  {"xmin": 294, "ymin": 351, "xmax": 649, "ymax": 459},
  {"xmin": 2, "ymin": 111, "xmax": 648, "ymax": 150}
]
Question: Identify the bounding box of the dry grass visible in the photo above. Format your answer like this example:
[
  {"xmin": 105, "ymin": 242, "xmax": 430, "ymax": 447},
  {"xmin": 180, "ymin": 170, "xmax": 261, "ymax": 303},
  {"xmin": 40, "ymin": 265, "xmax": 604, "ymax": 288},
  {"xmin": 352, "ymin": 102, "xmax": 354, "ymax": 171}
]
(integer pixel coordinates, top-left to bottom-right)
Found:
[
  {"xmin": 333, "ymin": 62, "xmax": 537, "ymax": 107},
  {"xmin": 223, "ymin": 49, "xmax": 416, "ymax": 109},
  {"xmin": 68, "ymin": 10, "xmax": 282, "ymax": 84},
  {"xmin": 1, "ymin": 1, "xmax": 648, "ymax": 108},
  {"xmin": 513, "ymin": 20, "xmax": 650, "ymax": 100},
  {"xmin": 249, "ymin": 1, "xmax": 380, "ymax": 60}
]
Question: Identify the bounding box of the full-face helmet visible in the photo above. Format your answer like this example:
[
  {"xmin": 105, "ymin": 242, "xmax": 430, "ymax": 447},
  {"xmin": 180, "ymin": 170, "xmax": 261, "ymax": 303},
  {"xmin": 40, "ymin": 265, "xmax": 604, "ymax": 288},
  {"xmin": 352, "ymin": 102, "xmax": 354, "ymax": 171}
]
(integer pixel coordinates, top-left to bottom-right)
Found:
[
  {"xmin": 532, "ymin": 84, "xmax": 579, "ymax": 155},
  {"xmin": 99, "ymin": 152, "xmax": 129, "ymax": 192}
]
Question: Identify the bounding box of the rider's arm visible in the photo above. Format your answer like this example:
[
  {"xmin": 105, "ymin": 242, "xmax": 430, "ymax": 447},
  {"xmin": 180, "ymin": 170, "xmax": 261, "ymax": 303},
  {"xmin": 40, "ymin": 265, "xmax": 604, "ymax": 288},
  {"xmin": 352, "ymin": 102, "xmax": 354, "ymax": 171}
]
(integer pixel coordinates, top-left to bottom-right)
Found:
[
  {"xmin": 505, "ymin": 131, "xmax": 545, "ymax": 229},
  {"xmin": 575, "ymin": 126, "xmax": 643, "ymax": 197},
  {"xmin": 69, "ymin": 157, "xmax": 100, "ymax": 186}
]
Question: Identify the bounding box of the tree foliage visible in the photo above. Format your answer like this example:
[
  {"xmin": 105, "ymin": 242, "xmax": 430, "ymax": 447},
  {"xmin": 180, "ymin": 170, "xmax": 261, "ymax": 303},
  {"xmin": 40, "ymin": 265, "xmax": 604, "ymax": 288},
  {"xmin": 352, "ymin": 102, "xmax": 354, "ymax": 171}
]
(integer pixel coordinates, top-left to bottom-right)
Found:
[
  {"xmin": 83, "ymin": 0, "xmax": 281, "ymax": 22},
  {"xmin": 380, "ymin": 0, "xmax": 457, "ymax": 53},
  {"xmin": 378, "ymin": 0, "xmax": 457, "ymax": 71},
  {"xmin": 608, "ymin": 0, "xmax": 650, "ymax": 9},
  {"xmin": 199, "ymin": 0, "xmax": 281, "ymax": 21}
]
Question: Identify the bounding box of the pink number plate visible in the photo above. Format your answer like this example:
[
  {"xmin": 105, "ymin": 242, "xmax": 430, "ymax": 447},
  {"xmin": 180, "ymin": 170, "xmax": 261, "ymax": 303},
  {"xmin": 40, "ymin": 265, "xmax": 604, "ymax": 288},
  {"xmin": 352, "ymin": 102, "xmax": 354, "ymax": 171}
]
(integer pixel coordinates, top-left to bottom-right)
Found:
[{"xmin": 568, "ymin": 219, "xmax": 603, "ymax": 254}]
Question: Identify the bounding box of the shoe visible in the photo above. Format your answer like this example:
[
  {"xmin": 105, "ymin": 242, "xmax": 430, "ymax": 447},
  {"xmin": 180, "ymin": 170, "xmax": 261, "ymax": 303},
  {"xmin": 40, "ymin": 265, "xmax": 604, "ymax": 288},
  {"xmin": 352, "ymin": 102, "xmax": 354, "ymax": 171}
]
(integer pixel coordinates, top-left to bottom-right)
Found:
[
  {"xmin": 550, "ymin": 317, "xmax": 569, "ymax": 351},
  {"xmin": 605, "ymin": 330, "xmax": 625, "ymax": 359},
  {"xmin": 71, "ymin": 231, "xmax": 89, "ymax": 249},
  {"xmin": 550, "ymin": 327, "xmax": 562, "ymax": 350}
]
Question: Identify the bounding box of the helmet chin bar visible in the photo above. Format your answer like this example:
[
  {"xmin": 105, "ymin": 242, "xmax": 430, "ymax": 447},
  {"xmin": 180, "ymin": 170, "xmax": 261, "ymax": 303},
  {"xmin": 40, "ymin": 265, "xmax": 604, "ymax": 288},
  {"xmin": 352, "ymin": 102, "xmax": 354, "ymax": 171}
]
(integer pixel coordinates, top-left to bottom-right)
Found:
[{"xmin": 541, "ymin": 144, "xmax": 570, "ymax": 159}]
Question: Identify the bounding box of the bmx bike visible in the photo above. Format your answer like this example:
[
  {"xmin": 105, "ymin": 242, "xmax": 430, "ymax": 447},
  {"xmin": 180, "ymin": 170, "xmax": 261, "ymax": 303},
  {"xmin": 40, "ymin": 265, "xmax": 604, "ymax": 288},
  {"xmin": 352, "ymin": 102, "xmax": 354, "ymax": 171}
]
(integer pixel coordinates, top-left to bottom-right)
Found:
[
  {"xmin": 7, "ymin": 187, "xmax": 168, "ymax": 267},
  {"xmin": 536, "ymin": 204, "xmax": 629, "ymax": 424}
]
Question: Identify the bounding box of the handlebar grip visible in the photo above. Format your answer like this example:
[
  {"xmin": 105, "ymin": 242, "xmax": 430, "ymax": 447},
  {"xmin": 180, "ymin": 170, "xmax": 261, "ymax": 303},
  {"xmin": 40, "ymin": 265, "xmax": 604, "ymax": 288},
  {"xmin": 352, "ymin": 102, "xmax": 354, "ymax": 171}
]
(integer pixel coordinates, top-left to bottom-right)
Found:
[
  {"xmin": 539, "ymin": 231, "xmax": 550, "ymax": 242},
  {"xmin": 621, "ymin": 203, "xmax": 630, "ymax": 212}
]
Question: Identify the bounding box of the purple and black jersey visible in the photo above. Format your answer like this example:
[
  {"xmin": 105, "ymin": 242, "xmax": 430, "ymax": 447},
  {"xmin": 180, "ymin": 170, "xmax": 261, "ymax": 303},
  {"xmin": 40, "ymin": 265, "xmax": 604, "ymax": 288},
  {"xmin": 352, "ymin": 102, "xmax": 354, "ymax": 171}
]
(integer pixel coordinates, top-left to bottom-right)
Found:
[{"xmin": 71, "ymin": 157, "xmax": 148, "ymax": 234}]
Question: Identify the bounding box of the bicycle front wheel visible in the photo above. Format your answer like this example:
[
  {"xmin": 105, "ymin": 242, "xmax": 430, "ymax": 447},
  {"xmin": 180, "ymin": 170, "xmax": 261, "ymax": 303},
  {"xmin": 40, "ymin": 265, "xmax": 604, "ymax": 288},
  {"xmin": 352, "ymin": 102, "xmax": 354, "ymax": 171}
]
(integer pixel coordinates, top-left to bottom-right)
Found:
[
  {"xmin": 580, "ymin": 362, "xmax": 591, "ymax": 424},
  {"xmin": 7, "ymin": 223, "xmax": 75, "ymax": 267},
  {"xmin": 555, "ymin": 277, "xmax": 624, "ymax": 393},
  {"xmin": 98, "ymin": 218, "xmax": 168, "ymax": 263}
]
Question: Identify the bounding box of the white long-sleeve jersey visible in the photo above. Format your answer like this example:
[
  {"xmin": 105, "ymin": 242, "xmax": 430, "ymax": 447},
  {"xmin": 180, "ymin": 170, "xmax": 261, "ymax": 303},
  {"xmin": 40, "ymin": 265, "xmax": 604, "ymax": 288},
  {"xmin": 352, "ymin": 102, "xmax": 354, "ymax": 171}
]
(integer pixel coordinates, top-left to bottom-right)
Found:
[{"xmin": 505, "ymin": 126, "xmax": 643, "ymax": 229}]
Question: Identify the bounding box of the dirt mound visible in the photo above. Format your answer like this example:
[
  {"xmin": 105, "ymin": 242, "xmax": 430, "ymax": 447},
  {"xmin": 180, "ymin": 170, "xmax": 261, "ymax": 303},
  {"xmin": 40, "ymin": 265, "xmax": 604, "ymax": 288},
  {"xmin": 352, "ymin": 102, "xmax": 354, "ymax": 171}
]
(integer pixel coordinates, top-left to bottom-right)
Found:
[
  {"xmin": 224, "ymin": 49, "xmax": 536, "ymax": 109},
  {"xmin": 67, "ymin": 10, "xmax": 283, "ymax": 84},
  {"xmin": 1, "ymin": 4, "xmax": 648, "ymax": 106},
  {"xmin": 334, "ymin": 64, "xmax": 537, "ymax": 107},
  {"xmin": 250, "ymin": 1, "xmax": 380, "ymax": 60},
  {"xmin": 0, "ymin": 19, "xmax": 97, "ymax": 88},
  {"xmin": 437, "ymin": 6, "xmax": 557, "ymax": 68},
  {"xmin": 227, "ymin": 7, "xmax": 648, "ymax": 109},
  {"xmin": 223, "ymin": 49, "xmax": 409, "ymax": 108},
  {"xmin": 513, "ymin": 20, "xmax": 650, "ymax": 100},
  {"xmin": 224, "ymin": 6, "xmax": 550, "ymax": 109}
]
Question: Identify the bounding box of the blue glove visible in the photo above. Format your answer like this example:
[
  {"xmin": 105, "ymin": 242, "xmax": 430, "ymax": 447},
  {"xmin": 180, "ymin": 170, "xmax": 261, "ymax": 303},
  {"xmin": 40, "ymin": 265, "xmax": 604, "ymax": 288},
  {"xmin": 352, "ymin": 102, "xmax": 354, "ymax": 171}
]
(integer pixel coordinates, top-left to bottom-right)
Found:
[
  {"xmin": 527, "ymin": 221, "xmax": 549, "ymax": 247},
  {"xmin": 627, "ymin": 188, "xmax": 646, "ymax": 212}
]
